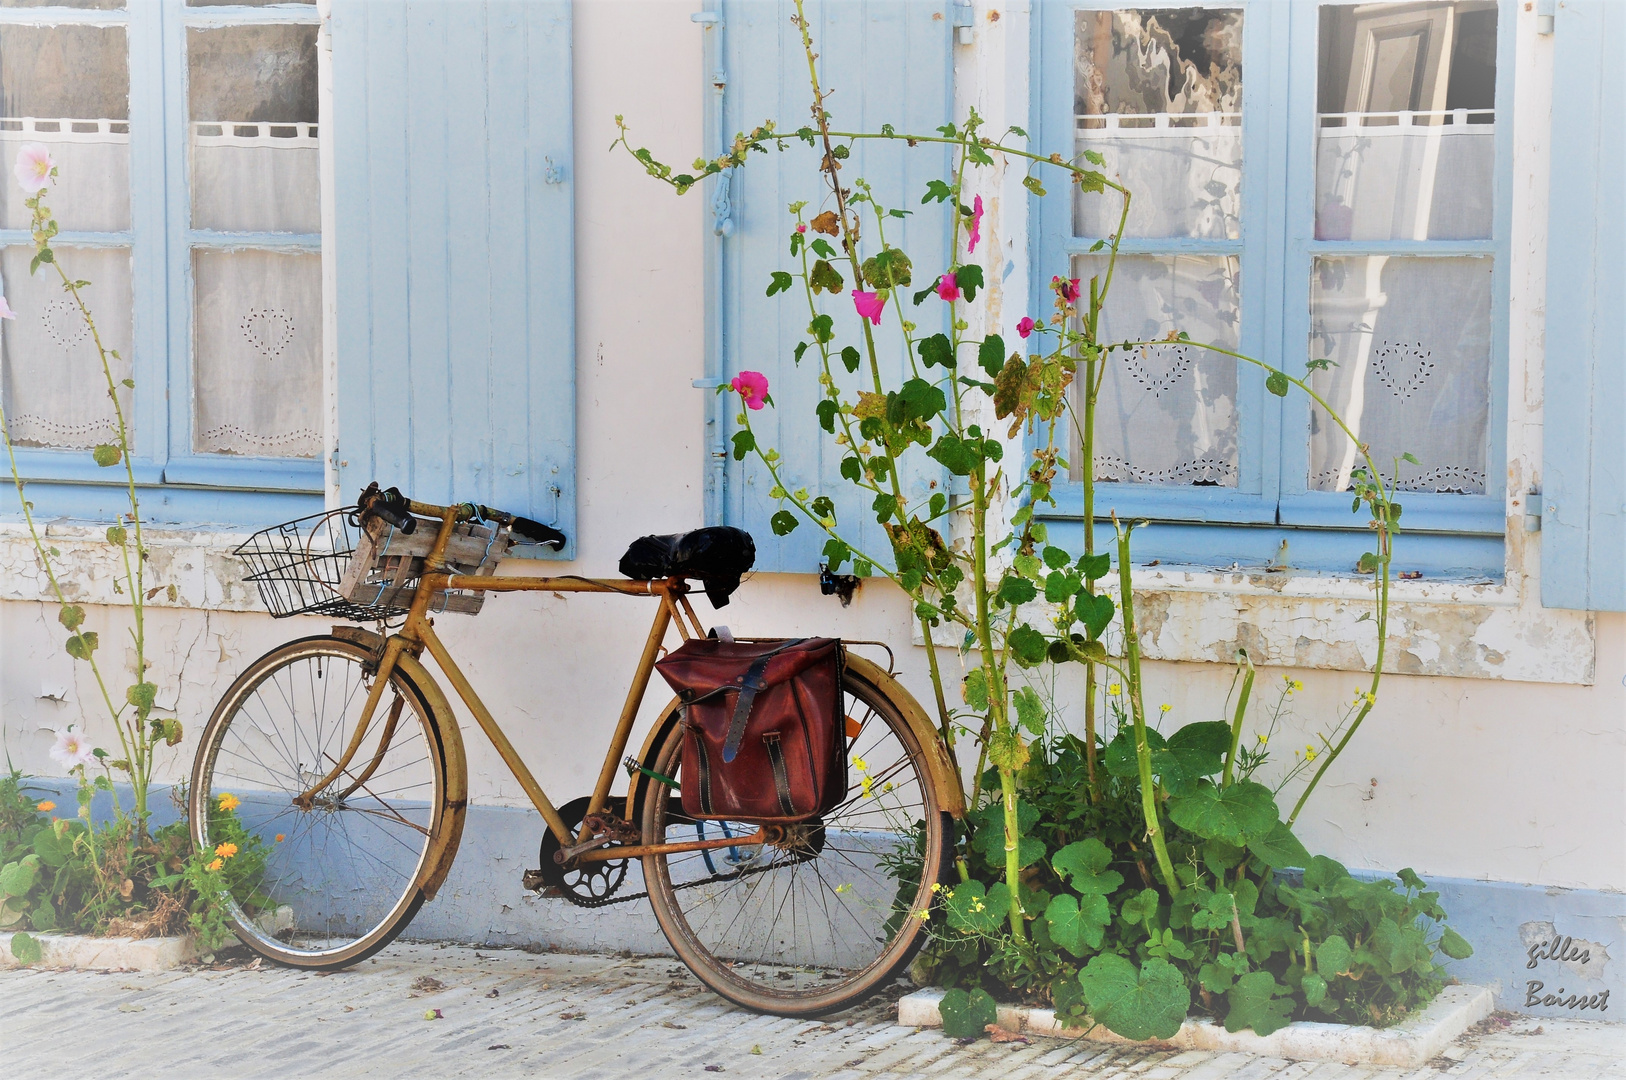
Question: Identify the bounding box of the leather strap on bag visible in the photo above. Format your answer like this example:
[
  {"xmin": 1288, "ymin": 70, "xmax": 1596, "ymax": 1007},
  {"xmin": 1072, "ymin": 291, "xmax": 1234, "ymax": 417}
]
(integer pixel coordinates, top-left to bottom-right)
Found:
[{"xmin": 721, "ymin": 639, "xmax": 805, "ymax": 763}]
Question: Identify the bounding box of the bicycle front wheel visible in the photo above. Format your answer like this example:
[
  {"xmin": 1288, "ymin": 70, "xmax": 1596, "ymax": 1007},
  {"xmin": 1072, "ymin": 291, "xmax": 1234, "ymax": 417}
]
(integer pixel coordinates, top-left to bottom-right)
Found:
[
  {"xmin": 641, "ymin": 661, "xmax": 950, "ymax": 1016},
  {"xmin": 190, "ymin": 635, "xmax": 447, "ymax": 969}
]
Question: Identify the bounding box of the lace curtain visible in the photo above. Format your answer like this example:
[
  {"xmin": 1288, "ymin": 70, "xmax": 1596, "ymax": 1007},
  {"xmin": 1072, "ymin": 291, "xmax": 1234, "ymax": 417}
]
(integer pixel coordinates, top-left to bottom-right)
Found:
[
  {"xmin": 1316, "ymin": 115, "xmax": 1494, "ymax": 241},
  {"xmin": 1071, "ymin": 254, "xmax": 1241, "ymax": 487},
  {"xmin": 1, "ymin": 245, "xmax": 133, "ymax": 448},
  {"xmin": 1308, "ymin": 256, "xmax": 1492, "ymax": 494}
]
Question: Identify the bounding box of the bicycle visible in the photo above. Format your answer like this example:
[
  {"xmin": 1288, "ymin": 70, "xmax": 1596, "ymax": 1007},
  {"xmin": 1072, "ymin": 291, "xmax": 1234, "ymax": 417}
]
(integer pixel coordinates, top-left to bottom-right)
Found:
[{"xmin": 190, "ymin": 484, "xmax": 965, "ymax": 1016}]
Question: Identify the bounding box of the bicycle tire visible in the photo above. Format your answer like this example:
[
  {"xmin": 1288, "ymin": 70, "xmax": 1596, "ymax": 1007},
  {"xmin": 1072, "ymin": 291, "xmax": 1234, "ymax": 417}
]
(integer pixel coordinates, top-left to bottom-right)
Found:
[
  {"xmin": 190, "ymin": 635, "xmax": 449, "ymax": 970},
  {"xmin": 640, "ymin": 661, "xmax": 950, "ymax": 1016}
]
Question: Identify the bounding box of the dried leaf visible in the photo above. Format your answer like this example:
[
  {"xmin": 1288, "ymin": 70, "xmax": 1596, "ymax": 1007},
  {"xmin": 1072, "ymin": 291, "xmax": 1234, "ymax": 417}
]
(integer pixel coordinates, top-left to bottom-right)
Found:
[
  {"xmin": 985, "ymin": 1024, "xmax": 1030, "ymax": 1044},
  {"xmin": 810, "ymin": 210, "xmax": 840, "ymax": 235}
]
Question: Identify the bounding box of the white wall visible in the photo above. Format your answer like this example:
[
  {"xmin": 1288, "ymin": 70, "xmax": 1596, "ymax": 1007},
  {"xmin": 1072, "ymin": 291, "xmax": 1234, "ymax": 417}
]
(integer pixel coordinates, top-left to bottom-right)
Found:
[{"xmin": 1, "ymin": 0, "xmax": 1621, "ymax": 898}]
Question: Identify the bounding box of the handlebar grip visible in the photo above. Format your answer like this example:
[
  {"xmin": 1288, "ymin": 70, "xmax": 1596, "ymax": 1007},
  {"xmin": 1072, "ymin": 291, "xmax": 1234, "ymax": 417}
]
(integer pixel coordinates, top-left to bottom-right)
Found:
[
  {"xmin": 508, "ymin": 515, "xmax": 567, "ymax": 549},
  {"xmin": 357, "ymin": 484, "xmax": 417, "ymax": 534}
]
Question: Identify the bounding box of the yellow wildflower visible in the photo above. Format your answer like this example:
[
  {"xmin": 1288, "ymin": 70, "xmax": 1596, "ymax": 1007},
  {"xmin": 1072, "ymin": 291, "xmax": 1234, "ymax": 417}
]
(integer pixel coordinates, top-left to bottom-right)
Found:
[
  {"xmin": 217, "ymin": 792, "xmax": 241, "ymax": 813},
  {"xmin": 931, "ymin": 882, "xmax": 943, "ymax": 893},
  {"xmin": 916, "ymin": 909, "xmax": 931, "ymax": 921},
  {"xmin": 1304, "ymin": 744, "xmax": 1319, "ymax": 761},
  {"xmin": 214, "ymin": 842, "xmax": 239, "ymax": 859},
  {"xmin": 1159, "ymin": 703, "xmax": 1172, "ymax": 714},
  {"xmin": 1292, "ymin": 680, "xmax": 1304, "ymax": 692},
  {"xmin": 36, "ymin": 800, "xmax": 55, "ymax": 812},
  {"xmin": 1364, "ymin": 692, "xmax": 1376, "ymax": 706},
  {"xmin": 1255, "ymin": 734, "xmax": 1267, "ymax": 745},
  {"xmin": 852, "ymin": 756, "xmax": 868, "ymax": 773},
  {"xmin": 1107, "ymin": 683, "xmax": 1122, "ymax": 696},
  {"xmin": 206, "ymin": 857, "xmax": 224, "ymax": 872},
  {"xmin": 834, "ymin": 883, "xmax": 851, "ymax": 894}
]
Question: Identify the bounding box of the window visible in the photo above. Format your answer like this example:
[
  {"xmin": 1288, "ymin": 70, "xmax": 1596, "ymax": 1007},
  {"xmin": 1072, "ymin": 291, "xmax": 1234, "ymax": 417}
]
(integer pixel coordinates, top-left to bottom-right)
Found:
[
  {"xmin": 0, "ymin": 1, "xmax": 324, "ymax": 524},
  {"xmin": 1035, "ymin": 1, "xmax": 1510, "ymax": 576}
]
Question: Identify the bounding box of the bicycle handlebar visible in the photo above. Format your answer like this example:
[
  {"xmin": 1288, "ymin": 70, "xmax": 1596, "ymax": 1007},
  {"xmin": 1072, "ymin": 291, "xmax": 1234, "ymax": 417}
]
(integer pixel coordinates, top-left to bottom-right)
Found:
[{"xmin": 356, "ymin": 482, "xmax": 567, "ymax": 550}]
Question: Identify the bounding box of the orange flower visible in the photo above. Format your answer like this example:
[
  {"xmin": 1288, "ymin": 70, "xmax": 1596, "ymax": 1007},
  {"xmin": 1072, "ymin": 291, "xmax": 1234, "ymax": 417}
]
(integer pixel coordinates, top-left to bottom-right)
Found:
[
  {"xmin": 206, "ymin": 857, "xmax": 224, "ymax": 872},
  {"xmin": 214, "ymin": 842, "xmax": 239, "ymax": 859},
  {"xmin": 216, "ymin": 792, "xmax": 241, "ymax": 813},
  {"xmin": 36, "ymin": 800, "xmax": 55, "ymax": 812},
  {"xmin": 275, "ymin": 834, "xmax": 285, "ymax": 843}
]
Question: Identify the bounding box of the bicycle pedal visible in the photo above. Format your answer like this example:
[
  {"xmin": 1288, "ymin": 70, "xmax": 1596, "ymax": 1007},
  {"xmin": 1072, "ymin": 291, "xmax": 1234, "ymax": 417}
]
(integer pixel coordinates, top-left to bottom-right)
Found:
[
  {"xmin": 583, "ymin": 814, "xmax": 641, "ymax": 844},
  {"xmin": 521, "ymin": 868, "xmax": 548, "ymax": 892}
]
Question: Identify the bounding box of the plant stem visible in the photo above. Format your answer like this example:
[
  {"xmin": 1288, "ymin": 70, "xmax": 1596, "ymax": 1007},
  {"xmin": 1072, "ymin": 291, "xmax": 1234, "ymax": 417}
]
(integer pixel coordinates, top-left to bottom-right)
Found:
[
  {"xmin": 1114, "ymin": 516, "xmax": 1178, "ymax": 895},
  {"xmin": 1222, "ymin": 650, "xmax": 1255, "ymax": 787}
]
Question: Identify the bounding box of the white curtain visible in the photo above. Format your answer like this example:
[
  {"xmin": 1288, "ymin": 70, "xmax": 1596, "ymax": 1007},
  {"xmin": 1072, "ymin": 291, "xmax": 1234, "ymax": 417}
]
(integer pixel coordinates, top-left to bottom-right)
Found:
[
  {"xmin": 1308, "ymin": 256, "xmax": 1492, "ymax": 494},
  {"xmin": 1315, "ymin": 114, "xmax": 1495, "ymax": 241},
  {"xmin": 1074, "ymin": 115, "xmax": 1243, "ymax": 240},
  {"xmin": 0, "ymin": 244, "xmax": 133, "ymax": 449},
  {"xmin": 192, "ymin": 248, "xmax": 321, "ymax": 458},
  {"xmin": 0, "ymin": 121, "xmax": 129, "ymax": 232},
  {"xmin": 1072, "ymin": 254, "xmax": 1241, "ymax": 487},
  {"xmin": 190, "ymin": 120, "xmax": 319, "ymax": 233}
]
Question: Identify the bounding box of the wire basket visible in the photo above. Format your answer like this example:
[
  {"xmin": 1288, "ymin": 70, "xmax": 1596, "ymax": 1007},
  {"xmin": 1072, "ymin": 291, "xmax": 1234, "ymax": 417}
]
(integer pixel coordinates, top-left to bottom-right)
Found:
[
  {"xmin": 236, "ymin": 507, "xmax": 513, "ymax": 621},
  {"xmin": 235, "ymin": 508, "xmax": 388, "ymax": 620}
]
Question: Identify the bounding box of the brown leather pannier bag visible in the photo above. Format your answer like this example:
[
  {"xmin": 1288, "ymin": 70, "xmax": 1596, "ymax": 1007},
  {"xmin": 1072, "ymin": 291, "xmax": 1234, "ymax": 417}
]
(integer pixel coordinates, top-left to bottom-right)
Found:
[{"xmin": 654, "ymin": 637, "xmax": 846, "ymax": 822}]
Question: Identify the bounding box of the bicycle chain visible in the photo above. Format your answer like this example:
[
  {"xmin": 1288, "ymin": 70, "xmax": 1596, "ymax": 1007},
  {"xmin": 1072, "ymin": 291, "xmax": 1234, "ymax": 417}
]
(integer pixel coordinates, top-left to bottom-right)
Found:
[{"xmin": 541, "ymin": 855, "xmax": 787, "ymax": 909}]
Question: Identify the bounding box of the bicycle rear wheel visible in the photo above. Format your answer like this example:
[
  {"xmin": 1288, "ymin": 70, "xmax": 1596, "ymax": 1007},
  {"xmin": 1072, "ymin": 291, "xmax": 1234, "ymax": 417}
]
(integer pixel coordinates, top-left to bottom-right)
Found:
[
  {"xmin": 640, "ymin": 662, "xmax": 950, "ymax": 1016},
  {"xmin": 190, "ymin": 635, "xmax": 446, "ymax": 969}
]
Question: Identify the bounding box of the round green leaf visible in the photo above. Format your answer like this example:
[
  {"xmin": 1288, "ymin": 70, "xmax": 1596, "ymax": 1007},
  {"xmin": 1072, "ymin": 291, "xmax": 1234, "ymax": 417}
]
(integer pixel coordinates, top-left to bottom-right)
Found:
[
  {"xmin": 1078, "ymin": 954, "xmax": 1189, "ymax": 1041},
  {"xmin": 1315, "ymin": 934, "xmax": 1353, "ymax": 976},
  {"xmin": 938, "ymin": 986, "xmax": 998, "ymax": 1039},
  {"xmin": 1167, "ymin": 780, "xmax": 1280, "ymax": 847},
  {"xmin": 9, "ymin": 930, "xmax": 41, "ymax": 966},
  {"xmin": 1438, "ymin": 926, "xmax": 1474, "ymax": 960}
]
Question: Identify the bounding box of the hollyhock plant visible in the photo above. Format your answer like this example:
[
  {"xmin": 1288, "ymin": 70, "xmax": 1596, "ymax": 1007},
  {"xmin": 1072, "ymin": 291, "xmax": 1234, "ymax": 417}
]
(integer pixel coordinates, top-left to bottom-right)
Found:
[
  {"xmin": 966, "ymin": 194, "xmax": 983, "ymax": 253},
  {"xmin": 936, "ymin": 273, "xmax": 960, "ymax": 302},
  {"xmin": 14, "ymin": 142, "xmax": 53, "ymax": 193},
  {"xmin": 1016, "ymin": 316, "xmax": 1035, "ymax": 339},
  {"xmin": 1051, "ymin": 275, "xmax": 1081, "ymax": 304},
  {"xmin": 50, "ymin": 727, "xmax": 96, "ymax": 769},
  {"xmin": 731, "ymin": 370, "xmax": 770, "ymax": 410}
]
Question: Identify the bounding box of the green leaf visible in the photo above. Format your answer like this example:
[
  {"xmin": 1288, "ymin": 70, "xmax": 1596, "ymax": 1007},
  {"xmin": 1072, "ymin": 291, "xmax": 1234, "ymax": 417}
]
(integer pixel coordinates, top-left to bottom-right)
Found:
[
  {"xmin": 1356, "ymin": 551, "xmax": 1380, "ymax": 574},
  {"xmin": 1082, "ymin": 149, "xmax": 1105, "ymax": 166},
  {"xmin": 1315, "ymin": 934, "xmax": 1353, "ymax": 977},
  {"xmin": 956, "ymin": 263, "xmax": 985, "ymax": 303},
  {"xmin": 918, "ymin": 333, "xmax": 954, "ymax": 369},
  {"xmin": 1438, "ymin": 926, "xmax": 1474, "ymax": 961},
  {"xmin": 822, "ymin": 537, "xmax": 850, "ymax": 572},
  {"xmin": 1078, "ymin": 552, "xmax": 1111, "ymax": 581},
  {"xmin": 808, "ymin": 259, "xmax": 845, "ymax": 295},
  {"xmin": 1103, "ymin": 726, "xmax": 1165, "ymax": 778},
  {"xmin": 927, "ymin": 434, "xmax": 981, "ymax": 476},
  {"xmin": 1167, "ymin": 721, "xmax": 1233, "ymax": 756},
  {"xmin": 807, "ymin": 313, "xmax": 834, "ymax": 343},
  {"xmin": 996, "ymin": 575, "xmax": 1037, "ymax": 607},
  {"xmin": 1078, "ymin": 170, "xmax": 1106, "ymax": 194},
  {"xmin": 29, "ymin": 897, "xmax": 55, "ymax": 931},
  {"xmin": 1223, "ymin": 971, "xmax": 1294, "ymax": 1036},
  {"xmin": 1007, "ymin": 624, "xmax": 1049, "ymax": 667},
  {"xmin": 810, "ymin": 238, "xmax": 837, "ymax": 259},
  {"xmin": 1265, "ymin": 371, "xmax": 1290, "ymax": 398},
  {"xmin": 872, "ymin": 492, "xmax": 898, "ymax": 524},
  {"xmin": 106, "ymin": 525, "xmax": 127, "ymax": 545},
  {"xmin": 0, "ymin": 855, "xmax": 40, "ymax": 898},
  {"xmin": 794, "ymin": 341, "xmax": 809, "ymax": 364},
  {"xmin": 64, "ymin": 631, "xmax": 99, "ymax": 660},
  {"xmin": 92, "ymin": 443, "xmax": 122, "ymax": 467},
  {"xmin": 57, "ymin": 604, "xmax": 85, "ymax": 631},
  {"xmin": 1247, "ymin": 820, "xmax": 1312, "ymax": 870},
  {"xmin": 730, "ymin": 430, "xmax": 756, "ymax": 461},
  {"xmin": 1073, "ymin": 592, "xmax": 1115, "ymax": 639},
  {"xmin": 770, "ymin": 510, "xmax": 799, "ymax": 536},
  {"xmin": 862, "ymin": 247, "xmax": 912, "ymax": 289},
  {"xmin": 1045, "ymin": 570, "xmax": 1081, "ymax": 604},
  {"xmin": 766, "ymin": 271, "xmax": 794, "ymax": 296},
  {"xmin": 977, "ymin": 335, "xmax": 1006, "ymax": 377},
  {"xmin": 126, "ymin": 681, "xmax": 157, "ymax": 712},
  {"xmin": 1044, "ymin": 892, "xmax": 1110, "ymax": 956},
  {"xmin": 1119, "ymin": 887, "xmax": 1160, "ymax": 927},
  {"xmin": 839, "ymin": 455, "xmax": 862, "ymax": 482},
  {"xmin": 816, "ymin": 399, "xmax": 837, "ymax": 432},
  {"xmin": 1168, "ymin": 781, "xmax": 1280, "ymax": 847},
  {"xmin": 810, "ymin": 495, "xmax": 835, "ymax": 522},
  {"xmin": 944, "ymin": 880, "xmax": 1008, "ymax": 936},
  {"xmin": 1022, "ymin": 174, "xmax": 1047, "ymax": 197},
  {"xmin": 896, "ymin": 378, "xmax": 946, "ymax": 422},
  {"xmin": 962, "ymin": 667, "xmax": 989, "ymax": 711},
  {"xmin": 9, "ymin": 930, "xmax": 41, "ymax": 966},
  {"xmin": 922, "ymin": 179, "xmax": 954, "ymax": 204},
  {"xmin": 839, "ymin": 345, "xmax": 861, "ymax": 373},
  {"xmin": 1051, "ymin": 838, "xmax": 1124, "ymax": 897},
  {"xmin": 938, "ymin": 987, "xmax": 998, "ymax": 1039},
  {"xmin": 1078, "ymin": 955, "xmax": 1188, "ymax": 1041},
  {"xmin": 1301, "ymin": 972, "xmax": 1328, "ymax": 1008},
  {"xmin": 1012, "ymin": 686, "xmax": 1046, "ymax": 736}
]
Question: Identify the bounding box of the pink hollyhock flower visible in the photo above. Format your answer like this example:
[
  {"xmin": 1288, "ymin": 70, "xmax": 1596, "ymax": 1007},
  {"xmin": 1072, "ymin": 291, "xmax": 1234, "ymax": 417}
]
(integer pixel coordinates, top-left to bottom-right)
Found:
[
  {"xmin": 14, "ymin": 143, "xmax": 53, "ymax": 193},
  {"xmin": 795, "ymin": 223, "xmax": 807, "ymax": 234},
  {"xmin": 936, "ymin": 273, "xmax": 960, "ymax": 302},
  {"xmin": 0, "ymin": 296, "xmax": 15, "ymax": 320},
  {"xmin": 967, "ymin": 194, "xmax": 983, "ymax": 253},
  {"xmin": 1016, "ymin": 316, "xmax": 1035, "ymax": 339},
  {"xmin": 1051, "ymin": 275, "xmax": 1081, "ymax": 303},
  {"xmin": 731, "ymin": 370, "xmax": 770, "ymax": 410},
  {"xmin": 50, "ymin": 727, "xmax": 95, "ymax": 770},
  {"xmin": 852, "ymin": 289, "xmax": 886, "ymax": 325}
]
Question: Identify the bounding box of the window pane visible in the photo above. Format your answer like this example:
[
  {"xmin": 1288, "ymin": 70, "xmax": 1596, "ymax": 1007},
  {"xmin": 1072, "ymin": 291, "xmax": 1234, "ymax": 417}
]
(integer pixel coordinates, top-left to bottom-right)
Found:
[
  {"xmin": 188, "ymin": 0, "xmax": 312, "ymax": 6},
  {"xmin": 1, "ymin": 245, "xmax": 132, "ymax": 448},
  {"xmin": 0, "ymin": 25, "xmax": 129, "ymax": 231},
  {"xmin": 1071, "ymin": 254, "xmax": 1240, "ymax": 486},
  {"xmin": 1308, "ymin": 256, "xmax": 1491, "ymax": 494},
  {"xmin": 1073, "ymin": 8, "xmax": 1243, "ymax": 240},
  {"xmin": 193, "ymin": 249, "xmax": 321, "ymax": 458},
  {"xmin": 188, "ymin": 24, "xmax": 319, "ymax": 232},
  {"xmin": 0, "ymin": 1, "xmax": 122, "ymax": 9},
  {"xmin": 1316, "ymin": 3, "xmax": 1497, "ymax": 241}
]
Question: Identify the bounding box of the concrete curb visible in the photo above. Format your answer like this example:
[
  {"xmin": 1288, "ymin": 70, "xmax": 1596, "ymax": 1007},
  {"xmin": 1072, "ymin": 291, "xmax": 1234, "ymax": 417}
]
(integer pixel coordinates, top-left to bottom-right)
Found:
[
  {"xmin": 898, "ymin": 983, "xmax": 1496, "ymax": 1067},
  {"xmin": 1, "ymin": 932, "xmax": 199, "ymax": 971}
]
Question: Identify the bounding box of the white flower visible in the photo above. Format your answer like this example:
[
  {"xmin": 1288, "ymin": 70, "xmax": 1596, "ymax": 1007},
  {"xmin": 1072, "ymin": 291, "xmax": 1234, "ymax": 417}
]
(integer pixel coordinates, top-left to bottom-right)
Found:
[
  {"xmin": 14, "ymin": 143, "xmax": 54, "ymax": 194},
  {"xmin": 50, "ymin": 727, "xmax": 95, "ymax": 769}
]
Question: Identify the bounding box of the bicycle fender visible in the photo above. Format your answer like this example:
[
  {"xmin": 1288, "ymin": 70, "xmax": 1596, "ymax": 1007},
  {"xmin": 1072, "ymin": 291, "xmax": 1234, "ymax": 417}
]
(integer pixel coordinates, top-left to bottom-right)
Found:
[
  {"xmin": 334, "ymin": 627, "xmax": 468, "ymax": 901},
  {"xmin": 841, "ymin": 653, "xmax": 966, "ymax": 819}
]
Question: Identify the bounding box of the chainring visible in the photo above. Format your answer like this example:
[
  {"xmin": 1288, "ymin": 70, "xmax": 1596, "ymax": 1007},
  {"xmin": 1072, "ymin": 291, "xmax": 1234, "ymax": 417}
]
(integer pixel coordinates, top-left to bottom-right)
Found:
[{"xmin": 529, "ymin": 796, "xmax": 630, "ymax": 908}]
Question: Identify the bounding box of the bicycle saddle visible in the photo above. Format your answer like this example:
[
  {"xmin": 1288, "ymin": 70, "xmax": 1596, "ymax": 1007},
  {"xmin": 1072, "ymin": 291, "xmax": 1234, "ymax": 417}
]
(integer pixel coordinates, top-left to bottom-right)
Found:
[{"xmin": 618, "ymin": 527, "xmax": 756, "ymax": 607}]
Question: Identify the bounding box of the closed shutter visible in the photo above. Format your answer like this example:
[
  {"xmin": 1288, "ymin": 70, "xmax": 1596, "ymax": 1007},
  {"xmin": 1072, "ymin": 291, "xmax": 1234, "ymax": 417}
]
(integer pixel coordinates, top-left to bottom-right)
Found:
[
  {"xmin": 329, "ymin": 0, "xmax": 575, "ymax": 556},
  {"xmin": 1541, "ymin": 0, "xmax": 1625, "ymax": 610},
  {"xmin": 708, "ymin": 0, "xmax": 953, "ymax": 574}
]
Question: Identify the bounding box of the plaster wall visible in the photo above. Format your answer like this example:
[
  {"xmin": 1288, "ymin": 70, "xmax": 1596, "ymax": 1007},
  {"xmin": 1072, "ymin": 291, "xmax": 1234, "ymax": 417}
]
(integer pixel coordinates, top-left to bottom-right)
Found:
[{"xmin": 0, "ymin": 0, "xmax": 1621, "ymax": 919}]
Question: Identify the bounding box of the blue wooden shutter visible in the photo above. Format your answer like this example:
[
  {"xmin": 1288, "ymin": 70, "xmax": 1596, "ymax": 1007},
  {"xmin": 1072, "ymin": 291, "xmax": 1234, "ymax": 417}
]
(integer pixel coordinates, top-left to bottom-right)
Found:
[
  {"xmin": 330, "ymin": 0, "xmax": 575, "ymax": 556},
  {"xmin": 708, "ymin": 0, "xmax": 953, "ymax": 574},
  {"xmin": 1542, "ymin": 0, "xmax": 1625, "ymax": 610}
]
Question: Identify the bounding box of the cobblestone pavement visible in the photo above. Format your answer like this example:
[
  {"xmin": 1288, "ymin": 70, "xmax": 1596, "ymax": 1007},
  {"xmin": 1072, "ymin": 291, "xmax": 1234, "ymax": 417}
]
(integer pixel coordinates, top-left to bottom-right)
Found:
[{"xmin": 5, "ymin": 942, "xmax": 1623, "ymax": 1079}]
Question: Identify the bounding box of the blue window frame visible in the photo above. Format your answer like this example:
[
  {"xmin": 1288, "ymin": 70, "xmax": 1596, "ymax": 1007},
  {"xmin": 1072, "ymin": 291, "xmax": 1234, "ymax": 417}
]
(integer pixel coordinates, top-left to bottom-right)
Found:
[
  {"xmin": 1033, "ymin": 0, "xmax": 1513, "ymax": 577},
  {"xmin": 0, "ymin": 1, "xmax": 324, "ymax": 528}
]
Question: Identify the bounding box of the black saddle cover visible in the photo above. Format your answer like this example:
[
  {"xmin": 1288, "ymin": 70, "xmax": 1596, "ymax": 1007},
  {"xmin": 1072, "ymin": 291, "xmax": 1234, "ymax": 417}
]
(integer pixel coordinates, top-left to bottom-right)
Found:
[{"xmin": 619, "ymin": 527, "xmax": 756, "ymax": 607}]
